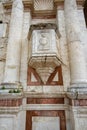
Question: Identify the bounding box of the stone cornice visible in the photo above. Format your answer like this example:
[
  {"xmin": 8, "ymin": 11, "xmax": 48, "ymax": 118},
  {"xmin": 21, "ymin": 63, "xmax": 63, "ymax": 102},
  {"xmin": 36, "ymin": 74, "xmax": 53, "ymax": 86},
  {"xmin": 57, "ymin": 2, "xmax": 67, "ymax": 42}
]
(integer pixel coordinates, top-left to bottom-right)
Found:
[
  {"xmin": 3, "ymin": 0, "xmax": 84, "ymax": 9},
  {"xmin": 2, "ymin": 0, "xmax": 85, "ymax": 18},
  {"xmin": 24, "ymin": 92, "xmax": 66, "ymax": 98},
  {"xmin": 54, "ymin": 0, "xmax": 85, "ymax": 8},
  {"xmin": 2, "ymin": 0, "xmax": 33, "ymax": 10}
]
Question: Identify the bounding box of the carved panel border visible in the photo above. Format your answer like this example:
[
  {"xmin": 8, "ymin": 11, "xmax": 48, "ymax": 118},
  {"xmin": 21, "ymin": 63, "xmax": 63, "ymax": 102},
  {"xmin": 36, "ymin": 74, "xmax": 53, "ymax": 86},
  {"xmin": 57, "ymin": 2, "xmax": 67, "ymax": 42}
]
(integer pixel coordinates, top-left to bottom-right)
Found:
[
  {"xmin": 27, "ymin": 98, "xmax": 64, "ymax": 104},
  {"xmin": 26, "ymin": 110, "xmax": 66, "ymax": 130}
]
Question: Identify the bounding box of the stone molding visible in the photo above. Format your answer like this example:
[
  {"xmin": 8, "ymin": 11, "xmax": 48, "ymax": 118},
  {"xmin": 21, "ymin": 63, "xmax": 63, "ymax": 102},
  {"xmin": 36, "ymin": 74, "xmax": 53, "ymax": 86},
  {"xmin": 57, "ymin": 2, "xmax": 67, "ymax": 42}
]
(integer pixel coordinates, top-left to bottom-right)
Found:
[
  {"xmin": 26, "ymin": 110, "xmax": 66, "ymax": 130},
  {"xmin": 24, "ymin": 92, "xmax": 66, "ymax": 98},
  {"xmin": 2, "ymin": 0, "xmax": 84, "ymax": 18},
  {"xmin": 67, "ymin": 86, "xmax": 87, "ymax": 99}
]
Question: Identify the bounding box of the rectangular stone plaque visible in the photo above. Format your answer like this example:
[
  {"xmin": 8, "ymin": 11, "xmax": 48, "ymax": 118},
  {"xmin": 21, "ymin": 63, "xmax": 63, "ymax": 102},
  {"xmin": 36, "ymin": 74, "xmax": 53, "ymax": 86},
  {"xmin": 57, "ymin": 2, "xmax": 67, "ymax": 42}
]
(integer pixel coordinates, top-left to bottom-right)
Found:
[
  {"xmin": 32, "ymin": 29, "xmax": 58, "ymax": 56},
  {"xmin": 32, "ymin": 116, "xmax": 60, "ymax": 130}
]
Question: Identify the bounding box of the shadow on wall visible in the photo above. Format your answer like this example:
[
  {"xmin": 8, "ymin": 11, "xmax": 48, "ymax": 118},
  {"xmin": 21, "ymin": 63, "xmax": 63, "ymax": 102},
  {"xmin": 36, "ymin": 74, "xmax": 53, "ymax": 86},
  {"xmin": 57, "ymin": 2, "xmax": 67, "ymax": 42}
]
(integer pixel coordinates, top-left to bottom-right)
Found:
[{"xmin": 84, "ymin": 0, "xmax": 87, "ymax": 27}]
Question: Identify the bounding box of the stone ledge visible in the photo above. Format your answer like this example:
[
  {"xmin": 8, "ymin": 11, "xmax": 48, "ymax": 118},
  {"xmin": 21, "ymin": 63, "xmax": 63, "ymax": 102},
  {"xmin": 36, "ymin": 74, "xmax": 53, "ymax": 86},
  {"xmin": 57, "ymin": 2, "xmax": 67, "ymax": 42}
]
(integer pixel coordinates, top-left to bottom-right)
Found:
[
  {"xmin": 67, "ymin": 92, "xmax": 87, "ymax": 99},
  {"xmin": 24, "ymin": 104, "xmax": 68, "ymax": 110},
  {"xmin": 0, "ymin": 93, "xmax": 23, "ymax": 99},
  {"xmin": 0, "ymin": 106, "xmax": 21, "ymax": 114},
  {"xmin": 24, "ymin": 92, "xmax": 66, "ymax": 98}
]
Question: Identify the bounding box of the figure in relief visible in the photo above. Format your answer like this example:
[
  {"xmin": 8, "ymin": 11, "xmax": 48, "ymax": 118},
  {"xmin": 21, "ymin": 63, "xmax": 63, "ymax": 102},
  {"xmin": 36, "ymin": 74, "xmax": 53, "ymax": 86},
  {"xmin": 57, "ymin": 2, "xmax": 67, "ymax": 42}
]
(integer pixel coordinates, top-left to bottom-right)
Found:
[{"xmin": 38, "ymin": 33, "xmax": 49, "ymax": 51}]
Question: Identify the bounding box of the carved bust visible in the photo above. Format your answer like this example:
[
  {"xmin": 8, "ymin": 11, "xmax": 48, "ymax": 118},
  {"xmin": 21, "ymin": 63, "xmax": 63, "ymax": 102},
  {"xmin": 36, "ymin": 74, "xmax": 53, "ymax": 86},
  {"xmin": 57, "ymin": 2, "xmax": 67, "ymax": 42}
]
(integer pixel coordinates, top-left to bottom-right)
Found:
[
  {"xmin": 38, "ymin": 33, "xmax": 49, "ymax": 50},
  {"xmin": 39, "ymin": 33, "xmax": 48, "ymax": 45}
]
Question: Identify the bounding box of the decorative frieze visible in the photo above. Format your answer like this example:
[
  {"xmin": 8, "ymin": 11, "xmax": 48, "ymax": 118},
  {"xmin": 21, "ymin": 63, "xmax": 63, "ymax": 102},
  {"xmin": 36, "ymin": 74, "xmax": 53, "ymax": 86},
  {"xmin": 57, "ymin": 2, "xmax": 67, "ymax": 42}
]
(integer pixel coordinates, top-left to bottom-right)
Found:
[
  {"xmin": 34, "ymin": 0, "xmax": 54, "ymax": 11},
  {"xmin": 2, "ymin": 0, "xmax": 84, "ymax": 20}
]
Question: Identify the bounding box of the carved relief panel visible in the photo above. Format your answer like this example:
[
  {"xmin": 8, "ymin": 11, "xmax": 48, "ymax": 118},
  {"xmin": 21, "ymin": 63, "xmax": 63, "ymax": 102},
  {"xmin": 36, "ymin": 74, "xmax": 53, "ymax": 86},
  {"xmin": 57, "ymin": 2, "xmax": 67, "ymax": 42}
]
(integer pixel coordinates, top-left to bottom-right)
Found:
[
  {"xmin": 32, "ymin": 29, "xmax": 58, "ymax": 56},
  {"xmin": 28, "ymin": 28, "xmax": 63, "ymax": 85},
  {"xmin": 26, "ymin": 110, "xmax": 66, "ymax": 130}
]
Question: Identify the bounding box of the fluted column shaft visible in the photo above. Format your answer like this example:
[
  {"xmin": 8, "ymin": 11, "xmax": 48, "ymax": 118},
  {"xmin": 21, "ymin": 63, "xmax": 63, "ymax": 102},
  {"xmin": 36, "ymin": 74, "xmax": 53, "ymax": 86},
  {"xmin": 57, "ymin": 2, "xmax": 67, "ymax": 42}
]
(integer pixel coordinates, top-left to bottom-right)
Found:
[
  {"xmin": 4, "ymin": 0, "xmax": 23, "ymax": 85},
  {"xmin": 64, "ymin": 0, "xmax": 87, "ymax": 86}
]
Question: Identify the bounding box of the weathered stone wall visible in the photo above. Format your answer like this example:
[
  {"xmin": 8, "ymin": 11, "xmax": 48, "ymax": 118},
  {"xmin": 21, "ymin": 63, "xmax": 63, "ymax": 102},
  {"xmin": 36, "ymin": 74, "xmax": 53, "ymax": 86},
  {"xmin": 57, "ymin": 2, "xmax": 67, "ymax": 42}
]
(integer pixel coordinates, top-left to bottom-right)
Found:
[
  {"xmin": 0, "ymin": 0, "xmax": 86, "ymax": 92},
  {"xmin": 0, "ymin": 3, "xmax": 10, "ymax": 84},
  {"xmin": 0, "ymin": 1, "xmax": 87, "ymax": 130}
]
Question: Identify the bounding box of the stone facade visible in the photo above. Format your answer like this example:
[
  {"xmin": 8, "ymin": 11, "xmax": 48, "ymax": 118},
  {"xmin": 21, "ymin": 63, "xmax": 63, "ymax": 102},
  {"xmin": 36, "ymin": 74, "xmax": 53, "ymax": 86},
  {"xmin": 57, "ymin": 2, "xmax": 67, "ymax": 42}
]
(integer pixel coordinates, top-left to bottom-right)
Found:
[{"xmin": 0, "ymin": 0, "xmax": 87, "ymax": 130}]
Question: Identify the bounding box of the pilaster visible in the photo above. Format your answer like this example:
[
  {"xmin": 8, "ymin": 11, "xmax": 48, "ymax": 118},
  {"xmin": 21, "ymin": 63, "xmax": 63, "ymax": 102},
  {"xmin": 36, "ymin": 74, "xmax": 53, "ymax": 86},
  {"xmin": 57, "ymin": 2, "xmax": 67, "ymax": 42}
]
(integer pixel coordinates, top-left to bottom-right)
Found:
[{"xmin": 3, "ymin": 0, "xmax": 24, "ymax": 88}]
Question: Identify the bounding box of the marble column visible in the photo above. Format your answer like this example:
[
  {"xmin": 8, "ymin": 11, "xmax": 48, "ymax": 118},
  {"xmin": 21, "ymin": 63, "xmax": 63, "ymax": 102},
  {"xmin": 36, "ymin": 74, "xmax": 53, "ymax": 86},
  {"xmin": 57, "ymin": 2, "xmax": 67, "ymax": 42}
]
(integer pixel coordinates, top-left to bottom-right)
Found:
[
  {"xmin": 3, "ymin": 0, "xmax": 23, "ymax": 87},
  {"xmin": 20, "ymin": 11, "xmax": 31, "ymax": 90},
  {"xmin": 64, "ymin": 0, "xmax": 87, "ymax": 88}
]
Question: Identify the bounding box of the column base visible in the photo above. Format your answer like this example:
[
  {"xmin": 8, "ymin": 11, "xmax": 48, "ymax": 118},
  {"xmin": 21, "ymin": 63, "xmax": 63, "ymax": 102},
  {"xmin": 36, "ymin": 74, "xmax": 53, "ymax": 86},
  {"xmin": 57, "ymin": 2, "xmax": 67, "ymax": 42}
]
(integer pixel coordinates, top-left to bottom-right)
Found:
[{"xmin": 67, "ymin": 84, "xmax": 87, "ymax": 99}]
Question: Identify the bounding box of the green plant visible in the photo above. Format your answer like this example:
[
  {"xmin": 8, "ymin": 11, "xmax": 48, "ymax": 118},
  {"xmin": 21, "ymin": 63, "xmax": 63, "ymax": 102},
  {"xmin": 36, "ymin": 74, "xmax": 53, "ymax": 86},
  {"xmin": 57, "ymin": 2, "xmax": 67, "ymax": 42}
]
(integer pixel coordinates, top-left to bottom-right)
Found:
[
  {"xmin": 1, "ymin": 86, "xmax": 5, "ymax": 90},
  {"xmin": 9, "ymin": 88, "xmax": 21, "ymax": 93},
  {"xmin": 16, "ymin": 89, "xmax": 21, "ymax": 93},
  {"xmin": 9, "ymin": 90, "xmax": 13, "ymax": 93}
]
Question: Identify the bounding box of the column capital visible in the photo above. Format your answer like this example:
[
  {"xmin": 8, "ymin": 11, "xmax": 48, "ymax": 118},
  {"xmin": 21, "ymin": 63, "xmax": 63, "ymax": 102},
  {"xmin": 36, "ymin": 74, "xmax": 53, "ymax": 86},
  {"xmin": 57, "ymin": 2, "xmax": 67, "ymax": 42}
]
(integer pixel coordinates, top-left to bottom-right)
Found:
[
  {"xmin": 2, "ymin": 0, "xmax": 33, "ymax": 12},
  {"xmin": 54, "ymin": 0, "xmax": 64, "ymax": 10},
  {"xmin": 54, "ymin": 0, "xmax": 84, "ymax": 10}
]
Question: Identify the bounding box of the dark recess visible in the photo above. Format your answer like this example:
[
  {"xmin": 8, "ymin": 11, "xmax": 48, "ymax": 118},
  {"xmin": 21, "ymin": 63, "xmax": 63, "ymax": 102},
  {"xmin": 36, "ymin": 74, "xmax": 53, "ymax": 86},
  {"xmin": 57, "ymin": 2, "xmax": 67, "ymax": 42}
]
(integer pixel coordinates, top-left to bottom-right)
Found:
[{"xmin": 84, "ymin": 0, "xmax": 87, "ymax": 27}]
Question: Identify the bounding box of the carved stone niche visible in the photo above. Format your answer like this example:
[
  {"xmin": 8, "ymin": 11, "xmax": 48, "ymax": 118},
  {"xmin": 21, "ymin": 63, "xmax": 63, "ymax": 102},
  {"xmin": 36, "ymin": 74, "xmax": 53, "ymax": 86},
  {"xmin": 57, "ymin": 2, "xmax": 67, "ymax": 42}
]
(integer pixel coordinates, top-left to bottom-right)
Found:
[{"xmin": 28, "ymin": 29, "xmax": 61, "ymax": 84}]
